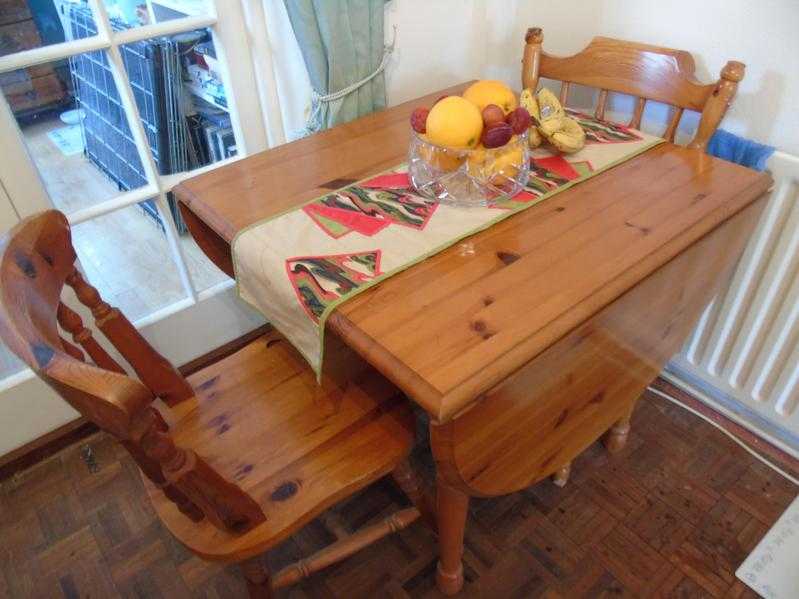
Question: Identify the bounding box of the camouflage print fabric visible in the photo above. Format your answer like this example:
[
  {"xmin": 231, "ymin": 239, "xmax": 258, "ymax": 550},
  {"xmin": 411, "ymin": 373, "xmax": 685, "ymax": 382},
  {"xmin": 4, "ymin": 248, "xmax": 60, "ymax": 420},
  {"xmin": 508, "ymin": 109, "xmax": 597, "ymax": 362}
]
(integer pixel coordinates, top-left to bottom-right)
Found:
[
  {"xmin": 567, "ymin": 109, "xmax": 643, "ymax": 144},
  {"xmin": 234, "ymin": 111, "xmax": 663, "ymax": 376},
  {"xmin": 303, "ymin": 173, "xmax": 439, "ymax": 239},
  {"xmin": 286, "ymin": 251, "xmax": 381, "ymax": 322}
]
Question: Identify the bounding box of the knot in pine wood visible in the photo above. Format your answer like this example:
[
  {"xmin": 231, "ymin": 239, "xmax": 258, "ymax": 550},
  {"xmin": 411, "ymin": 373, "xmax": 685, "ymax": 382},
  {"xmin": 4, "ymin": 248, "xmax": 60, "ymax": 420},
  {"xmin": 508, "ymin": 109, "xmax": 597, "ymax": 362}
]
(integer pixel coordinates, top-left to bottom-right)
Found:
[
  {"xmin": 31, "ymin": 343, "xmax": 54, "ymax": 368},
  {"xmin": 496, "ymin": 251, "xmax": 520, "ymax": 265},
  {"xmin": 471, "ymin": 320, "xmax": 487, "ymax": 333},
  {"xmin": 271, "ymin": 480, "xmax": 300, "ymax": 501},
  {"xmin": 13, "ymin": 251, "xmax": 36, "ymax": 278}
]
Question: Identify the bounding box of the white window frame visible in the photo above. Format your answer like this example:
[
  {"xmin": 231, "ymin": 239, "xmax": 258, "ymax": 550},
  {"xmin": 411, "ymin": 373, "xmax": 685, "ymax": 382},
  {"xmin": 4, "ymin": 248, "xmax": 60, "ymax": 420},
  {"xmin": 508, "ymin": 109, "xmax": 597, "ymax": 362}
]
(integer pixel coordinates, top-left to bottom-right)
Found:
[{"xmin": 0, "ymin": 0, "xmax": 270, "ymax": 319}]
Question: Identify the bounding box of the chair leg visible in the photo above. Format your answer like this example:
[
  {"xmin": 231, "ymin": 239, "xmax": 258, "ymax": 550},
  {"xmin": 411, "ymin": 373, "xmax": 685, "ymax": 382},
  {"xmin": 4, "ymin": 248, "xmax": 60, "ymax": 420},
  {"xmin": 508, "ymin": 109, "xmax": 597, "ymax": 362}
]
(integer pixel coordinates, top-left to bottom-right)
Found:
[
  {"xmin": 391, "ymin": 458, "xmax": 436, "ymax": 530},
  {"xmin": 552, "ymin": 462, "xmax": 571, "ymax": 487},
  {"xmin": 241, "ymin": 555, "xmax": 274, "ymax": 599},
  {"xmin": 435, "ymin": 476, "xmax": 469, "ymax": 596}
]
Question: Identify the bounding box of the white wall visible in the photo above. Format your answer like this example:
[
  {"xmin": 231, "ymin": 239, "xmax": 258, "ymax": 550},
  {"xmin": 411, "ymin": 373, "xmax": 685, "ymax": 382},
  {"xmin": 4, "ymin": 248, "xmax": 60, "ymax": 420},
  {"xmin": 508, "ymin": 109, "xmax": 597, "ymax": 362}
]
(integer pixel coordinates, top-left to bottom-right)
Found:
[
  {"xmin": 382, "ymin": 0, "xmax": 607, "ymax": 104},
  {"xmin": 591, "ymin": 0, "xmax": 799, "ymax": 154},
  {"xmin": 379, "ymin": 0, "xmax": 799, "ymax": 154},
  {"xmin": 383, "ymin": 0, "xmax": 487, "ymax": 105}
]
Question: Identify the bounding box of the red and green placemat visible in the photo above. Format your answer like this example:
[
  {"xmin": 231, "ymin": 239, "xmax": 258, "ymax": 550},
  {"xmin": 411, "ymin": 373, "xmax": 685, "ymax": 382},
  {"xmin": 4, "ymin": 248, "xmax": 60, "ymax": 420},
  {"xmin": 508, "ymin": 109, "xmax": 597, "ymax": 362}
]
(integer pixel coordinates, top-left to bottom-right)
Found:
[{"xmin": 233, "ymin": 111, "xmax": 663, "ymax": 377}]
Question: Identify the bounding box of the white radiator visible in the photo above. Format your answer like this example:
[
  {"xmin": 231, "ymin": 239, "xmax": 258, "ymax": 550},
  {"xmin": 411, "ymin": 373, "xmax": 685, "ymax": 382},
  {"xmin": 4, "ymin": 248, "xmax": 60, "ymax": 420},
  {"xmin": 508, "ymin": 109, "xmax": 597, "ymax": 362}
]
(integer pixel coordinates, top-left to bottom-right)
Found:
[{"xmin": 667, "ymin": 151, "xmax": 799, "ymax": 458}]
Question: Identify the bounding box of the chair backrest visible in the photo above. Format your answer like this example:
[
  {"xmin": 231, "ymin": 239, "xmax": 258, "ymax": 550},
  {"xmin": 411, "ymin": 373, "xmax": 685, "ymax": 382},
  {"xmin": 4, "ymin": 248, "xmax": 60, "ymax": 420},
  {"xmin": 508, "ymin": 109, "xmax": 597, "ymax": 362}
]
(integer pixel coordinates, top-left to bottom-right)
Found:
[
  {"xmin": 521, "ymin": 28, "xmax": 745, "ymax": 151},
  {"xmin": 0, "ymin": 210, "xmax": 264, "ymax": 533}
]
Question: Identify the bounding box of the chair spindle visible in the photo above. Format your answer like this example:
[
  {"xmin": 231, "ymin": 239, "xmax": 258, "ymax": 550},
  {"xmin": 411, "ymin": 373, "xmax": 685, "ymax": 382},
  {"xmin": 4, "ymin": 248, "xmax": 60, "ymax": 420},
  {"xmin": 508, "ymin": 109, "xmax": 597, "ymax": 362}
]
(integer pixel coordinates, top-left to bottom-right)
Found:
[
  {"xmin": 271, "ymin": 508, "xmax": 420, "ymax": 589},
  {"xmin": 57, "ymin": 302, "xmax": 125, "ymax": 373},
  {"xmin": 121, "ymin": 439, "xmax": 205, "ymax": 523},
  {"xmin": 663, "ymin": 106, "xmax": 684, "ymax": 142},
  {"xmin": 60, "ymin": 336, "xmax": 85, "ymax": 361},
  {"xmin": 595, "ymin": 89, "xmax": 608, "ymax": 120},
  {"xmin": 629, "ymin": 97, "xmax": 646, "ymax": 129},
  {"xmin": 65, "ymin": 268, "xmax": 193, "ymax": 405},
  {"xmin": 559, "ymin": 81, "xmax": 570, "ymax": 105}
]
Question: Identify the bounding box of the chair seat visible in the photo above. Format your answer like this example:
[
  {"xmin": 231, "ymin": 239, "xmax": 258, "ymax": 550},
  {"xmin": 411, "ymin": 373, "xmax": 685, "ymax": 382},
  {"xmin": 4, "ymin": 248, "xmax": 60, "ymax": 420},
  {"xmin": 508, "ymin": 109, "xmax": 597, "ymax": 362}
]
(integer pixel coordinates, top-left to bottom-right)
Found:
[{"xmin": 143, "ymin": 329, "xmax": 415, "ymax": 562}]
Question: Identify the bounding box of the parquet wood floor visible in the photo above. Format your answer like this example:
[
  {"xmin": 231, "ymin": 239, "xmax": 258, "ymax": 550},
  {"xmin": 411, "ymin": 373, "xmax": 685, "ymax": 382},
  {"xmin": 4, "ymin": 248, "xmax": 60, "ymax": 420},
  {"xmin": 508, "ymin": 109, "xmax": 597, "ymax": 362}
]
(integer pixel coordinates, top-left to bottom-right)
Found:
[{"xmin": 1, "ymin": 385, "xmax": 796, "ymax": 598}]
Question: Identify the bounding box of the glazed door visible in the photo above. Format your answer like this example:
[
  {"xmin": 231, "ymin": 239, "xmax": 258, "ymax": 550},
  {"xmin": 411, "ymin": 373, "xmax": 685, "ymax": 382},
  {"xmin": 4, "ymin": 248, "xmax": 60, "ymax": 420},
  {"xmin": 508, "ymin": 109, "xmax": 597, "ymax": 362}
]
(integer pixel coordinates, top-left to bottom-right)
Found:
[{"xmin": 0, "ymin": 0, "xmax": 272, "ymax": 457}]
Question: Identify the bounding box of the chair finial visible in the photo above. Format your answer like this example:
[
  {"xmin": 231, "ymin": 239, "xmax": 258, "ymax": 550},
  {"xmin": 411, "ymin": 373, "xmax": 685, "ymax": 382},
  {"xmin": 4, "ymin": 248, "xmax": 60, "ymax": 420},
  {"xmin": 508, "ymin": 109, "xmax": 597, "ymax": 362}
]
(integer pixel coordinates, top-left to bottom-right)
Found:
[
  {"xmin": 525, "ymin": 27, "xmax": 543, "ymax": 44},
  {"xmin": 721, "ymin": 61, "xmax": 745, "ymax": 83}
]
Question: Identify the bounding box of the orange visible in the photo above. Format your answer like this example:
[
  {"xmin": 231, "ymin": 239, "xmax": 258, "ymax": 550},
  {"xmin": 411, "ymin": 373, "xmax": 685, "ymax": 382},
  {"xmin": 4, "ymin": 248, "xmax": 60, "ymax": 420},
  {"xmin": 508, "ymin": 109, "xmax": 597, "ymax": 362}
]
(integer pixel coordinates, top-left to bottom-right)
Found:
[
  {"xmin": 419, "ymin": 136, "xmax": 467, "ymax": 172},
  {"xmin": 488, "ymin": 144, "xmax": 524, "ymax": 183},
  {"xmin": 463, "ymin": 80, "xmax": 518, "ymax": 114},
  {"xmin": 466, "ymin": 144, "xmax": 488, "ymax": 176},
  {"xmin": 425, "ymin": 96, "xmax": 483, "ymax": 149}
]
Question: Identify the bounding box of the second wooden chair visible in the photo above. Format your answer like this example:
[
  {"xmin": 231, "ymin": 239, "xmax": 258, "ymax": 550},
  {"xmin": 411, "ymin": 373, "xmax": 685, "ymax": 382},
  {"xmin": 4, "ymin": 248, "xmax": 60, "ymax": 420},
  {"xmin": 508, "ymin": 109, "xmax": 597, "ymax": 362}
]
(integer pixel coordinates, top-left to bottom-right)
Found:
[{"xmin": 521, "ymin": 27, "xmax": 744, "ymax": 150}]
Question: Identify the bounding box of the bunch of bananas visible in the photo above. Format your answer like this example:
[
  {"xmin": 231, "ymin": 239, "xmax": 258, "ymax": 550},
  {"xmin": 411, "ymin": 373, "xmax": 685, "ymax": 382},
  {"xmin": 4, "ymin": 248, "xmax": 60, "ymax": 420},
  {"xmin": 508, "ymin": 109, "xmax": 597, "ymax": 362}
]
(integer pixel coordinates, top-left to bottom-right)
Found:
[{"xmin": 520, "ymin": 88, "xmax": 585, "ymax": 154}]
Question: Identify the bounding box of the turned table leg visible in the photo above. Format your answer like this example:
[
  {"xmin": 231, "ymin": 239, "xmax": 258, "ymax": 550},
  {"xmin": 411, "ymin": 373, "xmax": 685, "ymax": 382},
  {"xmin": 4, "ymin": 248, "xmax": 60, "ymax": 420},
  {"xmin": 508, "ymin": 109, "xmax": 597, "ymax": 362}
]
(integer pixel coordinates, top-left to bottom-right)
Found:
[
  {"xmin": 436, "ymin": 476, "xmax": 469, "ymax": 596},
  {"xmin": 241, "ymin": 555, "xmax": 274, "ymax": 599},
  {"xmin": 605, "ymin": 417, "xmax": 630, "ymax": 453},
  {"xmin": 552, "ymin": 462, "xmax": 571, "ymax": 487},
  {"xmin": 604, "ymin": 401, "xmax": 638, "ymax": 454}
]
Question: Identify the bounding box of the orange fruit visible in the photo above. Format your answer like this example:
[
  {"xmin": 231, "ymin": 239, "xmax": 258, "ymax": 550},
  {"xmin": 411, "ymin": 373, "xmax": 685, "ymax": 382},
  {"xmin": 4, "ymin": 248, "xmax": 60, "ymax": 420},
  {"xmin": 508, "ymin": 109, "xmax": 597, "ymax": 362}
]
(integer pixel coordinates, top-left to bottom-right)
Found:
[
  {"xmin": 463, "ymin": 80, "xmax": 518, "ymax": 114},
  {"xmin": 487, "ymin": 144, "xmax": 524, "ymax": 185},
  {"xmin": 425, "ymin": 96, "xmax": 483, "ymax": 149},
  {"xmin": 466, "ymin": 144, "xmax": 488, "ymax": 176},
  {"xmin": 419, "ymin": 136, "xmax": 466, "ymax": 172}
]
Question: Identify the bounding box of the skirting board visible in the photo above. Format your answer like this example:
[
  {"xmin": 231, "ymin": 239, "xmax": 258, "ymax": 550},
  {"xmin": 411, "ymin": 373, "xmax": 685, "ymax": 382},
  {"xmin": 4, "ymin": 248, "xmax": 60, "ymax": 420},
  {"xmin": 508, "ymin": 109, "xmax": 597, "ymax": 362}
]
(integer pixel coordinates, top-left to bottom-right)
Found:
[{"xmin": 662, "ymin": 366, "xmax": 799, "ymax": 459}]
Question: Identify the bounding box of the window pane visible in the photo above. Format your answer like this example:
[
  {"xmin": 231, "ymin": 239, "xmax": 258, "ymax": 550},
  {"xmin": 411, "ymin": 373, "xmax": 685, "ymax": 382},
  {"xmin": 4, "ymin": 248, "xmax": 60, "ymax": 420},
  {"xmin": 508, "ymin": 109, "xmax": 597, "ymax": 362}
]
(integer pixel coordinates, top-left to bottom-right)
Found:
[
  {"xmin": 163, "ymin": 192, "xmax": 228, "ymax": 291},
  {"xmin": 0, "ymin": 341, "xmax": 25, "ymax": 380},
  {"xmin": 120, "ymin": 29, "xmax": 237, "ymax": 176},
  {"xmin": 72, "ymin": 202, "xmax": 188, "ymax": 323},
  {"xmin": 0, "ymin": 1, "xmax": 97, "ymax": 54},
  {"xmin": 102, "ymin": 0, "xmax": 211, "ymax": 28},
  {"xmin": 3, "ymin": 50, "xmax": 148, "ymax": 214}
]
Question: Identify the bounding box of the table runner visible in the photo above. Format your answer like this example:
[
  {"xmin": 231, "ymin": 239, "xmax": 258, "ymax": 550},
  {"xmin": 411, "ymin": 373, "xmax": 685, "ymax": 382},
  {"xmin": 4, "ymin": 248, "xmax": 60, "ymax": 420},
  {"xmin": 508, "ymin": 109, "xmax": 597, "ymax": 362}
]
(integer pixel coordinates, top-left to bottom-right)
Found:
[{"xmin": 233, "ymin": 110, "xmax": 663, "ymax": 376}]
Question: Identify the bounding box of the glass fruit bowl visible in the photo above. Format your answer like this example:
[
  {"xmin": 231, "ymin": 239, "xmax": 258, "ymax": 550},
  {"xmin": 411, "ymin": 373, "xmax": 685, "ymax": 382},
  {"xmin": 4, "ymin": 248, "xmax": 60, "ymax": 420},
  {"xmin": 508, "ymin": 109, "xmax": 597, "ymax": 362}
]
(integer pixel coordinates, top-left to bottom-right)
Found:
[{"xmin": 408, "ymin": 130, "xmax": 530, "ymax": 208}]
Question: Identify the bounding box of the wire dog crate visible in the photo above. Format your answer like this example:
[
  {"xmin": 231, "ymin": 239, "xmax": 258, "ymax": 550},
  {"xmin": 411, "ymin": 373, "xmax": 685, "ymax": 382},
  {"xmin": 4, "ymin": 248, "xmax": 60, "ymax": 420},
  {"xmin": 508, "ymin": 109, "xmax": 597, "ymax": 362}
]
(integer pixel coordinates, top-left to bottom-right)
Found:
[{"xmin": 67, "ymin": 5, "xmax": 216, "ymax": 232}]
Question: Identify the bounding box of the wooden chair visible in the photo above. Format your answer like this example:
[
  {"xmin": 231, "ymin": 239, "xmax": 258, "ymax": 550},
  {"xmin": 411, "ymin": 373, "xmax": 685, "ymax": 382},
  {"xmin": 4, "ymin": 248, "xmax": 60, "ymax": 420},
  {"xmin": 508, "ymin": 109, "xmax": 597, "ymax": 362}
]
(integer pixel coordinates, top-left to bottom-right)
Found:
[
  {"xmin": 518, "ymin": 28, "xmax": 745, "ymax": 488},
  {"xmin": 0, "ymin": 210, "xmax": 433, "ymax": 597},
  {"xmin": 521, "ymin": 27, "xmax": 745, "ymax": 151}
]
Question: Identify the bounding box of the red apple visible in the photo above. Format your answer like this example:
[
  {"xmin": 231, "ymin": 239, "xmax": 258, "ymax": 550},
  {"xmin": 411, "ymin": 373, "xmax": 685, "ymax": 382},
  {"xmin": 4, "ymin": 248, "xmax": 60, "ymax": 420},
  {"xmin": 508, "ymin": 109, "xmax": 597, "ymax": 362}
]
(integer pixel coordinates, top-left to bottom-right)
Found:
[{"xmin": 410, "ymin": 107, "xmax": 430, "ymax": 133}]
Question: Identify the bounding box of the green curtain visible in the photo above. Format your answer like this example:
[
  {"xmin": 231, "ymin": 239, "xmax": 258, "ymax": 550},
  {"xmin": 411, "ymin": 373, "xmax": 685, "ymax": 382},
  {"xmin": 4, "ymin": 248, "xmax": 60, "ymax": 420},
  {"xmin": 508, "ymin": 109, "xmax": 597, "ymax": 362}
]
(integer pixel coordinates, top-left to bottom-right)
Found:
[{"xmin": 283, "ymin": 0, "xmax": 390, "ymax": 134}]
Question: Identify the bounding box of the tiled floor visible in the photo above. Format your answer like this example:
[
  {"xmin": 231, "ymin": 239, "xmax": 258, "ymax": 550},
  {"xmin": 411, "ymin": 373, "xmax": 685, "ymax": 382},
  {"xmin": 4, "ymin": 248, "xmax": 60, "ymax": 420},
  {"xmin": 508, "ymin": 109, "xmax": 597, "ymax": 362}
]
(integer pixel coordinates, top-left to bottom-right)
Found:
[{"xmin": 0, "ymin": 387, "xmax": 796, "ymax": 598}]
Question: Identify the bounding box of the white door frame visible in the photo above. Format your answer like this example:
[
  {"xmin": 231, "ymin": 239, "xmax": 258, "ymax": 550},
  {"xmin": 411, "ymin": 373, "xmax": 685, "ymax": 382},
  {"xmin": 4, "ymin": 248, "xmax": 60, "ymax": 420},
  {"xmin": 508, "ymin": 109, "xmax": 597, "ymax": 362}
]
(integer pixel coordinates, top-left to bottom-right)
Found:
[{"xmin": 0, "ymin": 0, "xmax": 272, "ymax": 457}]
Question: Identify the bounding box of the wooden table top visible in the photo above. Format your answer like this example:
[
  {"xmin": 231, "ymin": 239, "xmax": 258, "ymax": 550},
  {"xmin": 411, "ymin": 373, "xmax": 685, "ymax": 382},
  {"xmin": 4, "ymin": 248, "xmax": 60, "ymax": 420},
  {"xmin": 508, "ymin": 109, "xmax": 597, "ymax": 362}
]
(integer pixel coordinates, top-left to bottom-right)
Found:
[{"xmin": 175, "ymin": 84, "xmax": 771, "ymax": 423}]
